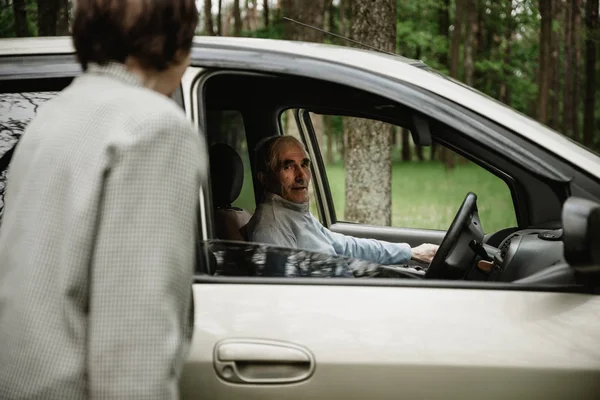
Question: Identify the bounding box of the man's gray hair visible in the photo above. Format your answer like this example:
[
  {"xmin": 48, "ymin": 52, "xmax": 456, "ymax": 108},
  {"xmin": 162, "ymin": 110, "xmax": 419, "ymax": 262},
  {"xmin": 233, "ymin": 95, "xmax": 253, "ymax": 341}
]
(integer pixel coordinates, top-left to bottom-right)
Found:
[{"xmin": 254, "ymin": 135, "xmax": 307, "ymax": 175}]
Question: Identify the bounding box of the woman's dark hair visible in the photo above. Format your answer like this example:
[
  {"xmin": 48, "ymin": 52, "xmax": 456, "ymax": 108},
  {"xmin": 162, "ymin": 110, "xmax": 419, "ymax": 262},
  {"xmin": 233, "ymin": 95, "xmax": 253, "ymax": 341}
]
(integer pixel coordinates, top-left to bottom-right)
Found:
[{"xmin": 72, "ymin": 0, "xmax": 199, "ymax": 71}]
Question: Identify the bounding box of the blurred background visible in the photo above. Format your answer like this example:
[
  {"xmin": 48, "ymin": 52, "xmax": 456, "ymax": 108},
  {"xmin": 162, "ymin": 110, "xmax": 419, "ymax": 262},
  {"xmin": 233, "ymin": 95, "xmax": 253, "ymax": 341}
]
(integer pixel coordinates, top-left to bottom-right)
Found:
[{"xmin": 1, "ymin": 0, "xmax": 599, "ymax": 233}]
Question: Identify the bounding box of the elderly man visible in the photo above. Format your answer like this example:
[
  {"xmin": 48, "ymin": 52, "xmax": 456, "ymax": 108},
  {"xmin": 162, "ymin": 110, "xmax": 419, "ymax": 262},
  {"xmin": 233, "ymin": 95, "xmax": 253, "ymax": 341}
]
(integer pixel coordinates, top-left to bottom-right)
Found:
[{"xmin": 246, "ymin": 135, "xmax": 439, "ymax": 265}]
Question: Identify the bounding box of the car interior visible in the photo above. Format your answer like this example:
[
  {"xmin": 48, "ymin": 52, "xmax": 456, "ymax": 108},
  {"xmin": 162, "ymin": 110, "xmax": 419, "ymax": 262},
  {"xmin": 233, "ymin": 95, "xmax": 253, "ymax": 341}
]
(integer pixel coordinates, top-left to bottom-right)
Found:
[{"xmin": 198, "ymin": 69, "xmax": 600, "ymax": 291}]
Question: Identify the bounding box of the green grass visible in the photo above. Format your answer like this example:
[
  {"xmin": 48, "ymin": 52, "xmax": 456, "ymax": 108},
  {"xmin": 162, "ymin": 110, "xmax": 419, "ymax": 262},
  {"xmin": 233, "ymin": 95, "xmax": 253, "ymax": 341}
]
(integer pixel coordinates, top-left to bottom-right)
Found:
[{"xmin": 233, "ymin": 160, "xmax": 517, "ymax": 234}]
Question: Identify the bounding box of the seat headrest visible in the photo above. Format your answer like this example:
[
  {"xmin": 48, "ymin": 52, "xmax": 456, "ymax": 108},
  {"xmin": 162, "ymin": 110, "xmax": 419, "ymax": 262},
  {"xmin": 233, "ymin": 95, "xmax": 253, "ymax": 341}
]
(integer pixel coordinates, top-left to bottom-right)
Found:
[{"xmin": 209, "ymin": 143, "xmax": 244, "ymax": 208}]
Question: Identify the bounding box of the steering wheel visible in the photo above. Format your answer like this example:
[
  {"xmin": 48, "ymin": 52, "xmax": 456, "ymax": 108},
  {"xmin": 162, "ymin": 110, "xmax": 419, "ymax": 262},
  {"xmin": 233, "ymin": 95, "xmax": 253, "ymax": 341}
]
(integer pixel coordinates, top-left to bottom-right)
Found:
[{"xmin": 425, "ymin": 192, "xmax": 479, "ymax": 280}]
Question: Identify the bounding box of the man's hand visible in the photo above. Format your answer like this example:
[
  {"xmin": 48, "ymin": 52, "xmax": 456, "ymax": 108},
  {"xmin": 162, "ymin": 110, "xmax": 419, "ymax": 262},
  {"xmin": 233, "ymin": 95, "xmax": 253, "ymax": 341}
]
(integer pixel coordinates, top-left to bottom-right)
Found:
[{"xmin": 411, "ymin": 243, "xmax": 439, "ymax": 264}]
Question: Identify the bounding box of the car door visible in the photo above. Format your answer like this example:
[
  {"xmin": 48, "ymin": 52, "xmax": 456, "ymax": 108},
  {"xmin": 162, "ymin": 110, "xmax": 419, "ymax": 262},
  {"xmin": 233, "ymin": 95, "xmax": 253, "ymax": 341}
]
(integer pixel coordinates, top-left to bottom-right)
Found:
[{"xmin": 179, "ymin": 52, "xmax": 600, "ymax": 399}]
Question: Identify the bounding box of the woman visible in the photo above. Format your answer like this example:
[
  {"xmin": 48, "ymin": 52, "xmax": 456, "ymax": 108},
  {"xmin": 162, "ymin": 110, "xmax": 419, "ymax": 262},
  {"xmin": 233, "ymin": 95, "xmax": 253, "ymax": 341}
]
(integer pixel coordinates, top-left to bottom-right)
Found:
[{"xmin": 0, "ymin": 1, "xmax": 201, "ymax": 398}]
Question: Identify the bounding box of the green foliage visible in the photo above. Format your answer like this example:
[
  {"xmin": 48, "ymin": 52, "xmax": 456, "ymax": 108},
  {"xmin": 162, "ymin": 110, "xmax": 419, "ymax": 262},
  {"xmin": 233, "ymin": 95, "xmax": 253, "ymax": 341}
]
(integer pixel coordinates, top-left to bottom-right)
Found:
[
  {"xmin": 0, "ymin": 6, "xmax": 15, "ymax": 38},
  {"xmin": 323, "ymin": 161, "xmax": 516, "ymax": 232},
  {"xmin": 0, "ymin": 0, "xmax": 38, "ymax": 38}
]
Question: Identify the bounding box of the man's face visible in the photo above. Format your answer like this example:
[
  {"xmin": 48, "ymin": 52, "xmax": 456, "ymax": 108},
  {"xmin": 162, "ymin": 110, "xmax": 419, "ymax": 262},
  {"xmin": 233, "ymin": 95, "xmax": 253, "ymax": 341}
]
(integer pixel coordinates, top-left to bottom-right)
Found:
[{"xmin": 272, "ymin": 141, "xmax": 312, "ymax": 204}]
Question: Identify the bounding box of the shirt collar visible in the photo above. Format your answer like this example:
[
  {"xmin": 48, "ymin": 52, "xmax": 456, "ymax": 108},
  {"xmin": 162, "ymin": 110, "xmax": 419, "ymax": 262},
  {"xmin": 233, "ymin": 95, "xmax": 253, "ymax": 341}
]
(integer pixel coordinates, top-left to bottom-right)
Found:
[
  {"xmin": 265, "ymin": 192, "xmax": 310, "ymax": 213},
  {"xmin": 86, "ymin": 62, "xmax": 144, "ymax": 88}
]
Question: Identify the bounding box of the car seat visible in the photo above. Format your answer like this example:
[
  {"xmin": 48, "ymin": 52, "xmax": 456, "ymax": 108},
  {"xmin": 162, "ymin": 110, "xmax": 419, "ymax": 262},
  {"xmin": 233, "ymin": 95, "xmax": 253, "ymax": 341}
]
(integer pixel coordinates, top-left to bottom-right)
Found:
[{"xmin": 209, "ymin": 143, "xmax": 252, "ymax": 241}]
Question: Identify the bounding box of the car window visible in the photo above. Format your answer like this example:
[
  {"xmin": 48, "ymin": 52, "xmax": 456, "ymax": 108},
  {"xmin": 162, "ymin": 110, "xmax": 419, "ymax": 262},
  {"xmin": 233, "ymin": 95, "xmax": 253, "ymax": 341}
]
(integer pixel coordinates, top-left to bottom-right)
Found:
[
  {"xmin": 207, "ymin": 110, "xmax": 255, "ymax": 212},
  {"xmin": 201, "ymin": 239, "xmax": 424, "ymax": 279},
  {"xmin": 0, "ymin": 91, "xmax": 59, "ymax": 221},
  {"xmin": 305, "ymin": 112, "xmax": 517, "ymax": 233}
]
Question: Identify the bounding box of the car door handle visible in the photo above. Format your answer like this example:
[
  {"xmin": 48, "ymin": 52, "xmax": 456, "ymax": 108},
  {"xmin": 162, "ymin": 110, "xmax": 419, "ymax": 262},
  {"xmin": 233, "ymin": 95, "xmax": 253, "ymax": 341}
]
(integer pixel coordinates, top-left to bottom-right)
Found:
[{"xmin": 213, "ymin": 339, "xmax": 315, "ymax": 384}]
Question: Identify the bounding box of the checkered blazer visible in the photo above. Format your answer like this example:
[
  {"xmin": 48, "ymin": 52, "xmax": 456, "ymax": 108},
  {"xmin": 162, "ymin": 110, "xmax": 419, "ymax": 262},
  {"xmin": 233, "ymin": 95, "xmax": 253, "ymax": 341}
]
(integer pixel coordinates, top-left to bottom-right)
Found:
[{"xmin": 0, "ymin": 63, "xmax": 205, "ymax": 399}]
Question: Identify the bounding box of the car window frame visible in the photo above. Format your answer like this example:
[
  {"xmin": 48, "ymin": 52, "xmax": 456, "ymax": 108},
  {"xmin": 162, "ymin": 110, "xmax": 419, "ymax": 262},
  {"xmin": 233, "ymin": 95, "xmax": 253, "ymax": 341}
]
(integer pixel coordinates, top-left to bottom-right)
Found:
[
  {"xmin": 183, "ymin": 48, "xmax": 590, "ymax": 294},
  {"xmin": 290, "ymin": 107, "xmax": 521, "ymax": 232}
]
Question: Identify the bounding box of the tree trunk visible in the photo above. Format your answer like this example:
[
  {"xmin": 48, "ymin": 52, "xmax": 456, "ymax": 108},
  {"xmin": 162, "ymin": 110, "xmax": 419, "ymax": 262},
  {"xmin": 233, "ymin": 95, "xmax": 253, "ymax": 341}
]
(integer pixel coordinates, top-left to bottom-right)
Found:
[
  {"xmin": 37, "ymin": 0, "xmax": 59, "ymax": 37},
  {"xmin": 222, "ymin": 4, "xmax": 233, "ymax": 36},
  {"xmin": 204, "ymin": 0, "xmax": 215, "ymax": 35},
  {"xmin": 572, "ymin": 0, "xmax": 582, "ymax": 141},
  {"xmin": 56, "ymin": 0, "xmax": 70, "ymax": 35},
  {"xmin": 432, "ymin": 0, "xmax": 450, "ymax": 161},
  {"xmin": 325, "ymin": 116, "xmax": 334, "ymax": 164},
  {"xmin": 463, "ymin": 0, "xmax": 477, "ymax": 87},
  {"xmin": 233, "ymin": 0, "xmax": 242, "ymax": 36},
  {"xmin": 217, "ymin": 0, "xmax": 223, "ymax": 35},
  {"xmin": 583, "ymin": 0, "xmax": 598, "ymax": 147},
  {"xmin": 549, "ymin": 0, "xmax": 562, "ymax": 129},
  {"xmin": 282, "ymin": 0, "xmax": 326, "ymax": 42},
  {"xmin": 563, "ymin": 0, "xmax": 574, "ymax": 136},
  {"xmin": 474, "ymin": 0, "xmax": 486, "ymax": 88},
  {"xmin": 499, "ymin": 0, "xmax": 514, "ymax": 105},
  {"xmin": 327, "ymin": 0, "xmax": 336, "ymax": 35},
  {"xmin": 537, "ymin": 0, "xmax": 553, "ymax": 125},
  {"xmin": 282, "ymin": 0, "xmax": 327, "ymax": 148},
  {"xmin": 251, "ymin": 0, "xmax": 259, "ymax": 31},
  {"xmin": 244, "ymin": 0, "xmax": 250, "ymax": 31},
  {"xmin": 450, "ymin": 0, "xmax": 463, "ymax": 80},
  {"xmin": 263, "ymin": 0, "xmax": 269, "ymax": 28},
  {"xmin": 401, "ymin": 128, "xmax": 411, "ymax": 161},
  {"xmin": 338, "ymin": 124, "xmax": 345, "ymax": 163},
  {"xmin": 345, "ymin": 0, "xmax": 395, "ymax": 226},
  {"xmin": 12, "ymin": 0, "xmax": 30, "ymax": 37},
  {"xmin": 443, "ymin": 0, "xmax": 463, "ymax": 169}
]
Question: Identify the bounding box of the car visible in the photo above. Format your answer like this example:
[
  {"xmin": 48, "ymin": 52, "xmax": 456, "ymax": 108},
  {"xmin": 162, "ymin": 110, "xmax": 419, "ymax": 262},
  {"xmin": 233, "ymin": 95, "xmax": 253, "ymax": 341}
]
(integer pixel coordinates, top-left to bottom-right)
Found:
[{"xmin": 1, "ymin": 36, "xmax": 600, "ymax": 399}]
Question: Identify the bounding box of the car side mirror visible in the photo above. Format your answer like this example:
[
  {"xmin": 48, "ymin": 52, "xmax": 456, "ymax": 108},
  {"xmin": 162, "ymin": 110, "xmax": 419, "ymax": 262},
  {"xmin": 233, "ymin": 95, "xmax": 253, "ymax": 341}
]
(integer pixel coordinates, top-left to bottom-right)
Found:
[{"xmin": 562, "ymin": 197, "xmax": 600, "ymax": 273}]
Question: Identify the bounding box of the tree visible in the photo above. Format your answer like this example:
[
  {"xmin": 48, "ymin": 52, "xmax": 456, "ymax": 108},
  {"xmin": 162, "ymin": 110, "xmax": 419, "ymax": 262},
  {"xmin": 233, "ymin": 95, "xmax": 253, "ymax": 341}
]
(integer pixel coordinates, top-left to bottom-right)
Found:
[
  {"xmin": 549, "ymin": 0, "xmax": 562, "ymax": 129},
  {"xmin": 499, "ymin": 0, "xmax": 515, "ymax": 105},
  {"xmin": 218, "ymin": 0, "xmax": 223, "ymax": 35},
  {"xmin": 443, "ymin": 0, "xmax": 465, "ymax": 169},
  {"xmin": 233, "ymin": 0, "xmax": 242, "ymax": 36},
  {"xmin": 37, "ymin": 0, "xmax": 59, "ymax": 36},
  {"xmin": 450, "ymin": 0, "xmax": 464, "ymax": 80},
  {"xmin": 281, "ymin": 0, "xmax": 327, "ymax": 146},
  {"xmin": 263, "ymin": 0, "xmax": 269, "ymax": 28},
  {"xmin": 281, "ymin": 0, "xmax": 326, "ymax": 42},
  {"xmin": 345, "ymin": 0, "xmax": 396, "ymax": 226},
  {"xmin": 12, "ymin": 0, "xmax": 29, "ymax": 37},
  {"xmin": 537, "ymin": 0, "xmax": 553, "ymax": 125},
  {"xmin": 583, "ymin": 0, "xmax": 599, "ymax": 147},
  {"xmin": 204, "ymin": 0, "xmax": 215, "ymax": 35},
  {"xmin": 431, "ymin": 0, "xmax": 450, "ymax": 161},
  {"xmin": 572, "ymin": 0, "xmax": 582, "ymax": 141},
  {"xmin": 464, "ymin": 0, "xmax": 478, "ymax": 87},
  {"xmin": 56, "ymin": 0, "xmax": 70, "ymax": 35}
]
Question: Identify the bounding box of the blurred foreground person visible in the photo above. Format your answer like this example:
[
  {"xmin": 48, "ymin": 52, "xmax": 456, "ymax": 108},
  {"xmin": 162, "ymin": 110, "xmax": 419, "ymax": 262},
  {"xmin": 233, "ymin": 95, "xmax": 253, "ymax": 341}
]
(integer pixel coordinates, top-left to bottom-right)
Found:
[{"xmin": 0, "ymin": 0, "xmax": 202, "ymax": 398}]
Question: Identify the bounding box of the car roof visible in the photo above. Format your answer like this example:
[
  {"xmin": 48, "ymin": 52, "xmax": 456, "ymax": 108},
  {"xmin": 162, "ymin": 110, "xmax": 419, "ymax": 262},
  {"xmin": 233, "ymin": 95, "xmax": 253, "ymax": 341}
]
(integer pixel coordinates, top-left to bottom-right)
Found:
[{"xmin": 2, "ymin": 36, "xmax": 599, "ymax": 178}]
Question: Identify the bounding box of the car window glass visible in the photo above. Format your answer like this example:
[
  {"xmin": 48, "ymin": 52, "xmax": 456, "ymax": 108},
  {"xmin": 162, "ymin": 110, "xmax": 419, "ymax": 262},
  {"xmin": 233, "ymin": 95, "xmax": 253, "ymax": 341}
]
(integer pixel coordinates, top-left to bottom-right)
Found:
[
  {"xmin": 207, "ymin": 110, "xmax": 255, "ymax": 212},
  {"xmin": 200, "ymin": 239, "xmax": 424, "ymax": 279},
  {"xmin": 0, "ymin": 91, "xmax": 59, "ymax": 221},
  {"xmin": 307, "ymin": 113, "xmax": 518, "ymax": 233}
]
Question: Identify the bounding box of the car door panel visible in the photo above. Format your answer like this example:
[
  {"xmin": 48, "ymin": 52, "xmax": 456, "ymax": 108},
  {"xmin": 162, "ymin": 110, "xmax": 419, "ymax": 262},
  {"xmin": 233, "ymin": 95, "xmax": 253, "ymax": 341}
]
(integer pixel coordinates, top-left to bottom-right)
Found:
[
  {"xmin": 329, "ymin": 222, "xmax": 445, "ymax": 246},
  {"xmin": 181, "ymin": 283, "xmax": 600, "ymax": 399}
]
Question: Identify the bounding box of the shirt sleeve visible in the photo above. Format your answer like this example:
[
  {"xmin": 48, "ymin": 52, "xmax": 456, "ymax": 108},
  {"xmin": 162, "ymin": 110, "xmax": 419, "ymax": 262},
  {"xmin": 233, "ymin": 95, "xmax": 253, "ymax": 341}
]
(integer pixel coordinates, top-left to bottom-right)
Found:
[
  {"xmin": 87, "ymin": 112, "xmax": 204, "ymax": 399},
  {"xmin": 317, "ymin": 217, "xmax": 412, "ymax": 265}
]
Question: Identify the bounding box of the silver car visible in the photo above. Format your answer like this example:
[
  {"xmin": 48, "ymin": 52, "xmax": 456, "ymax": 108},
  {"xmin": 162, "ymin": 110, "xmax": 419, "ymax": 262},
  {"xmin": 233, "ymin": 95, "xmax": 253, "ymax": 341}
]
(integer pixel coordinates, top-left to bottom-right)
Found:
[{"xmin": 1, "ymin": 36, "xmax": 600, "ymax": 399}]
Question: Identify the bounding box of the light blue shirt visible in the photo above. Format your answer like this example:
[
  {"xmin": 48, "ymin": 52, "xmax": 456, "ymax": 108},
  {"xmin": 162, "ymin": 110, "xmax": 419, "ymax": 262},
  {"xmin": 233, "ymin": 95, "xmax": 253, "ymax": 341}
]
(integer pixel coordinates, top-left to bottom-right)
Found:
[{"xmin": 246, "ymin": 193, "xmax": 412, "ymax": 265}]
